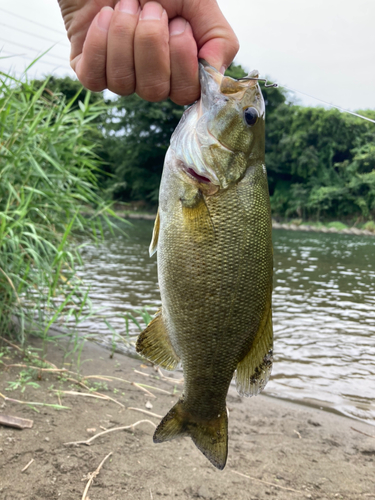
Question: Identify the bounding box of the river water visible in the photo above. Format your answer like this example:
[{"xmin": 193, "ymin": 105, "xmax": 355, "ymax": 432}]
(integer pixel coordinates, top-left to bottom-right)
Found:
[{"xmin": 75, "ymin": 220, "xmax": 375, "ymax": 425}]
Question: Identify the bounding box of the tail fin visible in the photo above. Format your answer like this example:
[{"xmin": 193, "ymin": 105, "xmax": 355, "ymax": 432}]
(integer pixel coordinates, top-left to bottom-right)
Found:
[{"xmin": 153, "ymin": 399, "xmax": 228, "ymax": 470}]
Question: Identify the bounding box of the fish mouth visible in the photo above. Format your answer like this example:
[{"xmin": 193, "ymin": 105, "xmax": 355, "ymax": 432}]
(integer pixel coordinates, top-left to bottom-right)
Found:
[{"xmin": 184, "ymin": 166, "xmax": 212, "ymax": 184}]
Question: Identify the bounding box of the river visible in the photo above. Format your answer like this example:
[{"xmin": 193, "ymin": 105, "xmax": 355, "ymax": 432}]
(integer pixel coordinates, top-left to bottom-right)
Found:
[{"xmin": 75, "ymin": 220, "xmax": 375, "ymax": 425}]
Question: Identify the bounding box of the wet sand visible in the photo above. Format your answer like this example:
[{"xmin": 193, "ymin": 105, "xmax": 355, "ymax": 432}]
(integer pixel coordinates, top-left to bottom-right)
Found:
[{"xmin": 1, "ymin": 337, "xmax": 374, "ymax": 500}]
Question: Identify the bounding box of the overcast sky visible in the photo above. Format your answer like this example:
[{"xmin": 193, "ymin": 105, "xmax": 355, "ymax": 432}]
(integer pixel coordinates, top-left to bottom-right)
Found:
[{"xmin": 1, "ymin": 0, "xmax": 374, "ymax": 111}]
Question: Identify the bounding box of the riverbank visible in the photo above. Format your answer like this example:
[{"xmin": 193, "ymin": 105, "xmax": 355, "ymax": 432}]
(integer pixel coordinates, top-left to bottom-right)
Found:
[
  {"xmin": 115, "ymin": 209, "xmax": 375, "ymax": 237},
  {"xmin": 1, "ymin": 337, "xmax": 374, "ymax": 500},
  {"xmin": 272, "ymin": 220, "xmax": 375, "ymax": 237}
]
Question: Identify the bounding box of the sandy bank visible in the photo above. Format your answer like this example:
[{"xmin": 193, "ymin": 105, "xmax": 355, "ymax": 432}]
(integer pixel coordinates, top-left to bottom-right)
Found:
[{"xmin": 1, "ymin": 337, "xmax": 374, "ymax": 500}]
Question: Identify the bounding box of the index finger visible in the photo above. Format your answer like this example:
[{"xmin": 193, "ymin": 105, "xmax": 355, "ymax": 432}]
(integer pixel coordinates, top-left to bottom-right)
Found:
[{"xmin": 139, "ymin": 0, "xmax": 239, "ymax": 71}]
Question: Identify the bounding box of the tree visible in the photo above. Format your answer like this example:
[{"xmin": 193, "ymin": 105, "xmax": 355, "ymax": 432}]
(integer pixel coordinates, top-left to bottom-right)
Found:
[
  {"xmin": 103, "ymin": 96, "xmax": 184, "ymax": 202},
  {"xmin": 268, "ymin": 107, "xmax": 375, "ymax": 220},
  {"xmin": 104, "ymin": 62, "xmax": 288, "ymax": 203}
]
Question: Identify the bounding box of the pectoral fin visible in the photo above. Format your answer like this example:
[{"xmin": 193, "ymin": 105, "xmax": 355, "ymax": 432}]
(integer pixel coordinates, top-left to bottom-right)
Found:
[
  {"xmin": 235, "ymin": 299, "xmax": 273, "ymax": 397},
  {"xmin": 154, "ymin": 398, "xmax": 228, "ymax": 470},
  {"xmin": 136, "ymin": 310, "xmax": 180, "ymax": 370},
  {"xmin": 149, "ymin": 210, "xmax": 160, "ymax": 257}
]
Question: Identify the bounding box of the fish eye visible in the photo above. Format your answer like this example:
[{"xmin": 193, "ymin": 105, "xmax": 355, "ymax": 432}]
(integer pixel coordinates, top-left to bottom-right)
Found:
[{"xmin": 243, "ymin": 107, "xmax": 259, "ymax": 126}]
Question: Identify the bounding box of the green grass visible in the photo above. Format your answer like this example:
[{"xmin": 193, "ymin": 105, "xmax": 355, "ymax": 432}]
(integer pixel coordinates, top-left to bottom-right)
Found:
[
  {"xmin": 0, "ymin": 64, "xmax": 119, "ymax": 347},
  {"xmin": 326, "ymin": 221, "xmax": 349, "ymax": 230}
]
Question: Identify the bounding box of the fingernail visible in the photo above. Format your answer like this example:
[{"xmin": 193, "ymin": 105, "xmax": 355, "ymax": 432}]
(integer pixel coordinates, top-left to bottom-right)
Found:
[
  {"xmin": 220, "ymin": 65, "xmax": 227, "ymax": 75},
  {"xmin": 140, "ymin": 2, "xmax": 164, "ymax": 20},
  {"xmin": 118, "ymin": 0, "xmax": 139, "ymax": 15},
  {"xmin": 169, "ymin": 18, "xmax": 187, "ymax": 36},
  {"xmin": 97, "ymin": 6, "xmax": 113, "ymax": 31}
]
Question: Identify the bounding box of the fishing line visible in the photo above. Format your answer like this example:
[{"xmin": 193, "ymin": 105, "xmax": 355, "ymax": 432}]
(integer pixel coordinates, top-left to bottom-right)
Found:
[{"xmin": 239, "ymin": 77, "xmax": 375, "ymax": 124}]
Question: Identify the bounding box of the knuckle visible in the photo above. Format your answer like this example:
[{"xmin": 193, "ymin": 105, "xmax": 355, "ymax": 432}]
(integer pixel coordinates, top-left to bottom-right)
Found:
[
  {"xmin": 77, "ymin": 54, "xmax": 107, "ymax": 92},
  {"xmin": 137, "ymin": 81, "xmax": 170, "ymax": 102},
  {"xmin": 136, "ymin": 26, "xmax": 168, "ymax": 47},
  {"xmin": 108, "ymin": 73, "xmax": 135, "ymax": 96},
  {"xmin": 77, "ymin": 72, "xmax": 106, "ymax": 92},
  {"xmin": 229, "ymin": 36, "xmax": 240, "ymax": 59},
  {"xmin": 170, "ymin": 86, "xmax": 199, "ymax": 106},
  {"xmin": 110, "ymin": 18, "xmax": 133, "ymax": 39},
  {"xmin": 83, "ymin": 81, "xmax": 106, "ymax": 92}
]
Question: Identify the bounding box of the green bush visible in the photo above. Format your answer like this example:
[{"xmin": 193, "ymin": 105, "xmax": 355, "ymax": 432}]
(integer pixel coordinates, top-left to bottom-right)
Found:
[
  {"xmin": 326, "ymin": 221, "xmax": 348, "ymax": 230},
  {"xmin": 363, "ymin": 220, "xmax": 375, "ymax": 232}
]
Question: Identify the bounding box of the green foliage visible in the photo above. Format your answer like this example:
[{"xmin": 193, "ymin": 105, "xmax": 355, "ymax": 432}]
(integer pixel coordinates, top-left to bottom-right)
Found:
[
  {"xmin": 6, "ymin": 369, "xmax": 40, "ymax": 392},
  {"xmin": 363, "ymin": 220, "xmax": 375, "ymax": 232},
  {"xmin": 102, "ymin": 63, "xmax": 288, "ymax": 203},
  {"xmin": 35, "ymin": 68, "xmax": 374, "ymax": 222},
  {"xmin": 0, "ymin": 69, "xmax": 117, "ymax": 343},
  {"xmin": 269, "ymin": 107, "xmax": 375, "ymax": 220},
  {"xmin": 103, "ymin": 96, "xmax": 184, "ymax": 202},
  {"xmin": 33, "ymin": 76, "xmax": 103, "ymax": 108},
  {"xmin": 327, "ymin": 221, "xmax": 348, "ymax": 230},
  {"xmin": 225, "ymin": 62, "xmax": 246, "ymax": 79}
]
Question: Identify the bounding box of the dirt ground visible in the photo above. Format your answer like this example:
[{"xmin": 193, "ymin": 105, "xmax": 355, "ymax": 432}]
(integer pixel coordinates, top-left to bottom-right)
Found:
[{"xmin": 0, "ymin": 337, "xmax": 374, "ymax": 500}]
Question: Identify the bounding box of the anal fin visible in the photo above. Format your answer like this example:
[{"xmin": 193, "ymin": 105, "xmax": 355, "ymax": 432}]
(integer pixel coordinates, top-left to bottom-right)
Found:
[
  {"xmin": 154, "ymin": 398, "xmax": 228, "ymax": 470},
  {"xmin": 136, "ymin": 309, "xmax": 180, "ymax": 371},
  {"xmin": 235, "ymin": 298, "xmax": 273, "ymax": 397}
]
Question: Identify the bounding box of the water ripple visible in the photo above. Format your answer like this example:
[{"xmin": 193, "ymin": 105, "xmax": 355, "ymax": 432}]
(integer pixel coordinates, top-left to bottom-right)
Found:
[{"xmin": 74, "ymin": 222, "xmax": 375, "ymax": 425}]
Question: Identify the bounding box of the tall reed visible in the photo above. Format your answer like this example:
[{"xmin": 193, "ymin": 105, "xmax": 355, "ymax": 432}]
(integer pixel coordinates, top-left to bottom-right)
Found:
[{"xmin": 0, "ymin": 67, "xmax": 117, "ymax": 344}]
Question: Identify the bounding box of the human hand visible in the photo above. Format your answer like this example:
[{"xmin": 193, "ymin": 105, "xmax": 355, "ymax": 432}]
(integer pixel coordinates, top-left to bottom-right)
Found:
[{"xmin": 58, "ymin": 0, "xmax": 239, "ymax": 105}]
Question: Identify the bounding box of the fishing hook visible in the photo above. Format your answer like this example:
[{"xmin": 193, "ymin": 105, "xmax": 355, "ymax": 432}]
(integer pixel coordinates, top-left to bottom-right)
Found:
[
  {"xmin": 238, "ymin": 77, "xmax": 279, "ymax": 88},
  {"xmin": 237, "ymin": 78, "xmax": 375, "ymax": 123}
]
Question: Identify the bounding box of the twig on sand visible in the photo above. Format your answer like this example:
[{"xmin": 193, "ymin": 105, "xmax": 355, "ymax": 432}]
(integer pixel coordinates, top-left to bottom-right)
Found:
[
  {"xmin": 64, "ymin": 419, "xmax": 157, "ymax": 446},
  {"xmin": 134, "ymin": 368, "xmax": 184, "ymax": 386},
  {"xmin": 0, "ymin": 414, "xmax": 33, "ymax": 429},
  {"xmin": 231, "ymin": 470, "xmax": 305, "ymax": 494},
  {"xmin": 3, "ymin": 363, "xmax": 74, "ymax": 375},
  {"xmin": 83, "ymin": 375, "xmax": 113, "ymax": 383},
  {"xmin": 0, "ymin": 392, "xmax": 70, "ymax": 410},
  {"xmin": 65, "ymin": 376, "xmax": 125, "ymax": 407},
  {"xmin": 136, "ymin": 383, "xmax": 172, "ymax": 395},
  {"xmin": 84, "ymin": 374, "xmax": 173, "ymax": 395},
  {"xmin": 52, "ymin": 390, "xmax": 125, "ymax": 408},
  {"xmin": 21, "ymin": 458, "xmax": 34, "ymax": 472},
  {"xmin": 134, "ymin": 369, "xmax": 152, "ymax": 378},
  {"xmin": 351, "ymin": 427, "xmax": 375, "ymax": 438},
  {"xmin": 132, "ymin": 382, "xmax": 156, "ymax": 398},
  {"xmin": 81, "ymin": 452, "xmax": 112, "ymax": 500},
  {"xmin": 53, "ymin": 390, "xmax": 107, "ymax": 400},
  {"xmin": 293, "ymin": 429, "xmax": 302, "ymax": 439},
  {"xmin": 157, "ymin": 368, "xmax": 184, "ymax": 385},
  {"xmin": 128, "ymin": 407, "xmax": 162, "ymax": 419}
]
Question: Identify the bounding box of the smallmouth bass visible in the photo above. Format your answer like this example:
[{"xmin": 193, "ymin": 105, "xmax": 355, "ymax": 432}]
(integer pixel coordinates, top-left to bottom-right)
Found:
[{"xmin": 136, "ymin": 60, "xmax": 273, "ymax": 470}]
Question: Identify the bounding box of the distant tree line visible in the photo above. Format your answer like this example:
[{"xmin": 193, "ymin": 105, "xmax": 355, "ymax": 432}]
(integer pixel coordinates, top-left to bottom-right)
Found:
[{"xmin": 39, "ymin": 66, "xmax": 375, "ymax": 222}]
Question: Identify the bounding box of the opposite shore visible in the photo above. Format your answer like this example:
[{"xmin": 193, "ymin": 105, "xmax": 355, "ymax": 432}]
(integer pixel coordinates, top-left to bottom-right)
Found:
[{"xmin": 117, "ymin": 210, "xmax": 375, "ymax": 237}]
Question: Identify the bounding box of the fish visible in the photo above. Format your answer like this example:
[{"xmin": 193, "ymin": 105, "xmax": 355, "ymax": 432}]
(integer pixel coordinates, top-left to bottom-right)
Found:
[{"xmin": 136, "ymin": 60, "xmax": 273, "ymax": 470}]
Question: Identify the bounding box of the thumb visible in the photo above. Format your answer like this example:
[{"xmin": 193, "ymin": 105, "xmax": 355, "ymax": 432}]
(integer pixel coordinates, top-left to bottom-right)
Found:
[{"xmin": 198, "ymin": 34, "xmax": 239, "ymax": 74}]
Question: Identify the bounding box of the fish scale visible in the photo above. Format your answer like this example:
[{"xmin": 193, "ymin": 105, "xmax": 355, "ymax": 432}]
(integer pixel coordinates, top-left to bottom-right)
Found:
[{"xmin": 136, "ymin": 61, "xmax": 273, "ymax": 469}]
